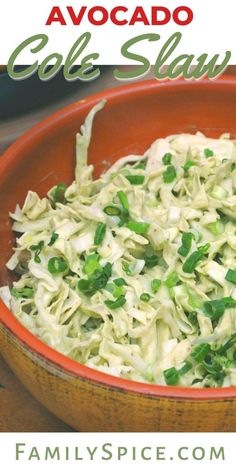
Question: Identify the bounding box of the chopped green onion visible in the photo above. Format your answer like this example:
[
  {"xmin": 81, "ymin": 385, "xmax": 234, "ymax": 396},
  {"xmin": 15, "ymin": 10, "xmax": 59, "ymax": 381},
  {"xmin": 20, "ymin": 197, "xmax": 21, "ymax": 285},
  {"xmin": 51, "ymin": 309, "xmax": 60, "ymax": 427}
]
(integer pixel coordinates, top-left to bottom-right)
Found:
[
  {"xmin": 117, "ymin": 190, "xmax": 129, "ymax": 215},
  {"xmin": 83, "ymin": 253, "xmax": 101, "ymax": 277},
  {"xmin": 151, "ymin": 279, "xmax": 161, "ymax": 293},
  {"xmin": 178, "ymin": 361, "xmax": 192, "ymax": 375},
  {"xmin": 105, "ymin": 295, "xmax": 126, "ymax": 309},
  {"xmin": 11, "ymin": 287, "xmax": 34, "ymax": 299},
  {"xmin": 188, "ymin": 311, "xmax": 198, "ymax": 327},
  {"xmin": 191, "ymin": 344, "xmax": 210, "ymax": 362},
  {"xmin": 182, "ymin": 251, "xmax": 203, "ymax": 273},
  {"xmin": 103, "ymin": 205, "xmax": 121, "ymax": 216},
  {"xmin": 202, "ymin": 354, "xmax": 225, "ymax": 377},
  {"xmin": 222, "ymin": 296, "xmax": 236, "ymax": 308},
  {"xmin": 77, "ymin": 279, "xmax": 94, "ymax": 296},
  {"xmin": 144, "ymin": 254, "xmax": 159, "ymax": 268},
  {"xmin": 204, "ymin": 148, "xmax": 214, "ymax": 158},
  {"xmin": 94, "ymin": 223, "xmax": 106, "ymax": 246},
  {"xmin": 126, "ymin": 175, "xmax": 145, "ymax": 185},
  {"xmin": 217, "ymin": 334, "xmax": 236, "ymax": 355},
  {"xmin": 113, "ymin": 278, "xmax": 127, "ymax": 286},
  {"xmin": 198, "ymin": 243, "xmax": 210, "ymax": 254},
  {"xmin": 178, "ymin": 232, "xmax": 193, "ymax": 257},
  {"xmin": 140, "ymin": 293, "xmax": 151, "ymax": 302},
  {"xmin": 203, "ymin": 299, "xmax": 226, "ymax": 321},
  {"xmin": 207, "ymin": 220, "xmax": 224, "ymax": 236},
  {"xmin": 122, "ymin": 262, "xmax": 131, "ymax": 275},
  {"xmin": 163, "ymin": 165, "xmax": 177, "ymax": 184},
  {"xmin": 165, "ymin": 271, "xmax": 180, "ymax": 288},
  {"xmin": 48, "ymin": 257, "xmax": 68, "ymax": 274},
  {"xmin": 30, "ymin": 241, "xmax": 44, "ymax": 263},
  {"xmin": 78, "ymin": 263, "xmax": 112, "ymax": 296},
  {"xmin": 162, "ymin": 153, "xmax": 172, "ymax": 165},
  {"xmin": 225, "ymin": 269, "xmax": 236, "ymax": 285},
  {"xmin": 211, "ymin": 185, "xmax": 228, "ymax": 200},
  {"xmin": 51, "ymin": 182, "xmax": 67, "ymax": 204},
  {"xmin": 127, "ymin": 220, "xmax": 150, "ymax": 235},
  {"xmin": 203, "ymin": 297, "xmax": 236, "ymax": 321},
  {"xmin": 163, "ymin": 367, "xmax": 179, "ymax": 386},
  {"xmin": 48, "ymin": 232, "xmax": 59, "ymax": 246},
  {"xmin": 182, "ymin": 248, "xmax": 207, "ymax": 273},
  {"xmin": 183, "ymin": 160, "xmax": 196, "ymax": 171},
  {"xmin": 105, "ymin": 283, "xmax": 123, "ymax": 298},
  {"xmin": 102, "ymin": 263, "xmax": 112, "ymax": 279}
]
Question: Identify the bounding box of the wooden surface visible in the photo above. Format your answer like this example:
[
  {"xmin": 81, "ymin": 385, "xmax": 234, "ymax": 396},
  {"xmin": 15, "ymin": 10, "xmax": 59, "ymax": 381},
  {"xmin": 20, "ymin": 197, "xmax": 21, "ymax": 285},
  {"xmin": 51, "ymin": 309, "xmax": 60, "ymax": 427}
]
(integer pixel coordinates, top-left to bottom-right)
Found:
[
  {"xmin": 0, "ymin": 356, "xmax": 73, "ymax": 432},
  {"xmin": 0, "ymin": 66, "xmax": 235, "ymax": 432}
]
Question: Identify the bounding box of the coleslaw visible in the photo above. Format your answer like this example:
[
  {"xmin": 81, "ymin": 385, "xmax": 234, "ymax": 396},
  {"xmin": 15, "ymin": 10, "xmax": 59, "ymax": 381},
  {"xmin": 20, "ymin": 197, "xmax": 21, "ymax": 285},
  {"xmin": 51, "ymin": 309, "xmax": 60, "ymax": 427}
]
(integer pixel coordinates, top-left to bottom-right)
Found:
[{"xmin": 1, "ymin": 100, "xmax": 236, "ymax": 387}]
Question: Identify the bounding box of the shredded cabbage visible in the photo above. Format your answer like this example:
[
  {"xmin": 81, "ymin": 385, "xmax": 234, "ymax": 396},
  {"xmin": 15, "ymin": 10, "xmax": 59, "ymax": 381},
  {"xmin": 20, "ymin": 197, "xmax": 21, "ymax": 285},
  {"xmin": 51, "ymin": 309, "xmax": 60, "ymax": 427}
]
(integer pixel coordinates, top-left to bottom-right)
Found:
[{"xmin": 2, "ymin": 102, "xmax": 236, "ymax": 388}]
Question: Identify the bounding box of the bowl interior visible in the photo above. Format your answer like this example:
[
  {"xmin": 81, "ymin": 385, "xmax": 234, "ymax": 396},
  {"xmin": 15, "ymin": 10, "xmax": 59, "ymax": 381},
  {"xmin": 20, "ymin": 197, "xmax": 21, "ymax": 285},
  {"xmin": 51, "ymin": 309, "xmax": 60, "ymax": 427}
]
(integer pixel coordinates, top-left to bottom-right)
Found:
[{"xmin": 0, "ymin": 79, "xmax": 236, "ymax": 285}]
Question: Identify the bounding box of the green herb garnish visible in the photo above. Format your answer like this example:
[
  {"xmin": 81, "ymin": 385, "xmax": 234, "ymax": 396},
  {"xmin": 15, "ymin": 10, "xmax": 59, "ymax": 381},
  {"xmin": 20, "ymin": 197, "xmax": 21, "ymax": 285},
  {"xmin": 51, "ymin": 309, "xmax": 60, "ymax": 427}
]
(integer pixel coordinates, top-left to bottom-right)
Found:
[
  {"xmin": 144, "ymin": 254, "xmax": 159, "ymax": 268},
  {"xmin": 151, "ymin": 279, "xmax": 161, "ymax": 293},
  {"xmin": 78, "ymin": 263, "xmax": 112, "ymax": 296},
  {"xmin": 217, "ymin": 334, "xmax": 236, "ymax": 355},
  {"xmin": 48, "ymin": 232, "xmax": 59, "ymax": 246},
  {"xmin": 30, "ymin": 241, "xmax": 44, "ymax": 263},
  {"xmin": 105, "ymin": 283, "xmax": 123, "ymax": 298},
  {"xmin": 83, "ymin": 253, "xmax": 101, "ymax": 277},
  {"xmin": 140, "ymin": 293, "xmax": 151, "ymax": 302},
  {"xmin": 122, "ymin": 262, "xmax": 131, "ymax": 275},
  {"xmin": 103, "ymin": 205, "xmax": 121, "ymax": 216},
  {"xmin": 113, "ymin": 278, "xmax": 127, "ymax": 286},
  {"xmin": 203, "ymin": 297, "xmax": 236, "ymax": 321},
  {"xmin": 182, "ymin": 244, "xmax": 210, "ymax": 273},
  {"xmin": 163, "ymin": 165, "xmax": 177, "ymax": 183},
  {"xmin": 183, "ymin": 160, "xmax": 196, "ymax": 171},
  {"xmin": 94, "ymin": 223, "xmax": 106, "ymax": 246},
  {"xmin": 198, "ymin": 243, "xmax": 210, "ymax": 254},
  {"xmin": 191, "ymin": 344, "xmax": 210, "ymax": 362},
  {"xmin": 48, "ymin": 257, "xmax": 68, "ymax": 274},
  {"xmin": 178, "ymin": 361, "xmax": 192, "ymax": 375},
  {"xmin": 178, "ymin": 232, "xmax": 193, "ymax": 257},
  {"xmin": 105, "ymin": 295, "xmax": 126, "ymax": 309},
  {"xmin": 165, "ymin": 271, "xmax": 180, "ymax": 288},
  {"xmin": 225, "ymin": 269, "xmax": 236, "ymax": 285},
  {"xmin": 127, "ymin": 220, "xmax": 150, "ymax": 235},
  {"xmin": 117, "ymin": 190, "xmax": 129, "ymax": 215},
  {"xmin": 163, "ymin": 367, "xmax": 179, "ymax": 386},
  {"xmin": 204, "ymin": 148, "xmax": 214, "ymax": 158},
  {"xmin": 162, "ymin": 153, "xmax": 172, "ymax": 165},
  {"xmin": 188, "ymin": 311, "xmax": 198, "ymax": 327},
  {"xmin": 126, "ymin": 175, "xmax": 145, "ymax": 185},
  {"xmin": 51, "ymin": 182, "xmax": 67, "ymax": 204}
]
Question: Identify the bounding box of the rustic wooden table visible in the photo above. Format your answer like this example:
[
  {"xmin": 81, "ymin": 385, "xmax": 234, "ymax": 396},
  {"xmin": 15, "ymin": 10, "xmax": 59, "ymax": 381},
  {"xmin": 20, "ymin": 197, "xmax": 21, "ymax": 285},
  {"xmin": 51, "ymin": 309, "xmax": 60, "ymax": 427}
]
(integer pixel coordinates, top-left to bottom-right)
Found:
[{"xmin": 0, "ymin": 66, "xmax": 235, "ymax": 432}]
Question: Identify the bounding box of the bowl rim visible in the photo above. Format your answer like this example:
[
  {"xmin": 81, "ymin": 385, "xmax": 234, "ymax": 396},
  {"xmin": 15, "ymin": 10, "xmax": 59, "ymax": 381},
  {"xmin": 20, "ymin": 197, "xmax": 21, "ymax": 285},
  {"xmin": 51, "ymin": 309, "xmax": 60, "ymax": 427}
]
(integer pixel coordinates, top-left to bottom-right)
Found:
[{"xmin": 1, "ymin": 74, "xmax": 236, "ymax": 400}]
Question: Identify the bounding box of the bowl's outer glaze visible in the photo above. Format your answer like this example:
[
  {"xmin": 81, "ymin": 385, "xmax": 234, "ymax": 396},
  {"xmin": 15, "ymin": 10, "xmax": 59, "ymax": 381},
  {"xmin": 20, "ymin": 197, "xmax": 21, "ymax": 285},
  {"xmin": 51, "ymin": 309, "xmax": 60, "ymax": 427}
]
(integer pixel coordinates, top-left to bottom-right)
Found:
[{"xmin": 1, "ymin": 77, "xmax": 236, "ymax": 431}]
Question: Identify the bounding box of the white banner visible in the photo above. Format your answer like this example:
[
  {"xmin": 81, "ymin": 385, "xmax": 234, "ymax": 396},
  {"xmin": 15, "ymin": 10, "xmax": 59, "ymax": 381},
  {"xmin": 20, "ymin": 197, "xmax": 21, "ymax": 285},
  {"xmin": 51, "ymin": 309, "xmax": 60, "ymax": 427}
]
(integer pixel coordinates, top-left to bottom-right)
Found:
[
  {"xmin": 0, "ymin": 0, "xmax": 235, "ymax": 64},
  {"xmin": 0, "ymin": 433, "xmax": 233, "ymax": 472}
]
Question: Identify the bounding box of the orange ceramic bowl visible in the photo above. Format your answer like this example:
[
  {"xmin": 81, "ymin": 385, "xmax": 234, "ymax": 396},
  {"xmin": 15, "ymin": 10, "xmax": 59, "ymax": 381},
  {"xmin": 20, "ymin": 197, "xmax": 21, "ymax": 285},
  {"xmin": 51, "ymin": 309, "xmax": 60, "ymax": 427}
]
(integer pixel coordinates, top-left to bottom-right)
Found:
[{"xmin": 1, "ymin": 77, "xmax": 236, "ymax": 432}]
